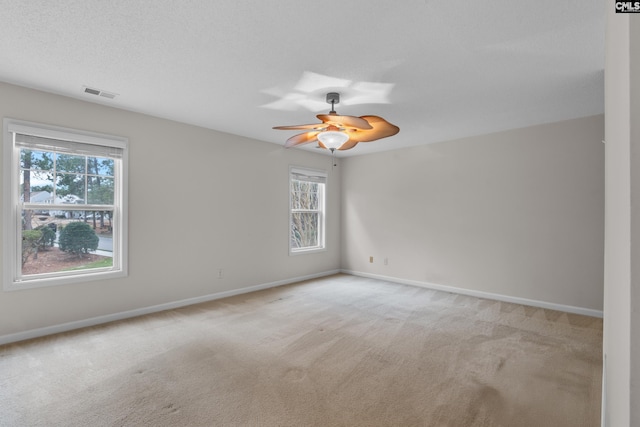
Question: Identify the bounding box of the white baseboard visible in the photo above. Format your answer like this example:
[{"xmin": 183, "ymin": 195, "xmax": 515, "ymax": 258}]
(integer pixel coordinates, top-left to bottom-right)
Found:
[
  {"xmin": 342, "ymin": 269, "xmax": 604, "ymax": 318},
  {"xmin": 0, "ymin": 269, "xmax": 340, "ymax": 346}
]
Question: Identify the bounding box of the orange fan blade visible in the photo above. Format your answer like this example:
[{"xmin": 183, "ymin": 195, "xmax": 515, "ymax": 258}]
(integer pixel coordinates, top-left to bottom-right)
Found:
[
  {"xmin": 344, "ymin": 116, "xmax": 399, "ymax": 143},
  {"xmin": 273, "ymin": 123, "xmax": 328, "ymax": 131},
  {"xmin": 284, "ymin": 131, "xmax": 320, "ymax": 148},
  {"xmin": 316, "ymin": 114, "xmax": 372, "ymax": 130},
  {"xmin": 337, "ymin": 139, "xmax": 359, "ymax": 150}
]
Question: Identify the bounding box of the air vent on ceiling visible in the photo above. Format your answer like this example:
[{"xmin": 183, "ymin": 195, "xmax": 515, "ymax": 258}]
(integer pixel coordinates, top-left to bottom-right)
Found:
[{"xmin": 83, "ymin": 86, "xmax": 117, "ymax": 99}]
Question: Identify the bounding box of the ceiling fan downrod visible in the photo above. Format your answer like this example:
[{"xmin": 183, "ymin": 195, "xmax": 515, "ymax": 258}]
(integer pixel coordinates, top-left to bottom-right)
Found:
[{"xmin": 326, "ymin": 92, "xmax": 340, "ymax": 114}]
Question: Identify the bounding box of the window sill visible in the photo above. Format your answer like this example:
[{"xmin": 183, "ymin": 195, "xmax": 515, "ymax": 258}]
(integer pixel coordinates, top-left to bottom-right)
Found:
[
  {"xmin": 289, "ymin": 247, "xmax": 327, "ymax": 256},
  {"xmin": 3, "ymin": 269, "xmax": 127, "ymax": 292}
]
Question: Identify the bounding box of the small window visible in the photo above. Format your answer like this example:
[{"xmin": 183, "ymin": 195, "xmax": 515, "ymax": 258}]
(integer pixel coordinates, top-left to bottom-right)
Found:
[
  {"xmin": 289, "ymin": 166, "xmax": 327, "ymax": 254},
  {"xmin": 3, "ymin": 119, "xmax": 128, "ymax": 290}
]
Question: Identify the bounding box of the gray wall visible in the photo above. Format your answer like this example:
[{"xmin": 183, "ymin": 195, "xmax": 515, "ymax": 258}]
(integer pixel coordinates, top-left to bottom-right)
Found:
[
  {"xmin": 0, "ymin": 82, "xmax": 341, "ymax": 339},
  {"xmin": 341, "ymin": 115, "xmax": 604, "ymax": 311},
  {"xmin": 604, "ymin": 9, "xmax": 640, "ymax": 427}
]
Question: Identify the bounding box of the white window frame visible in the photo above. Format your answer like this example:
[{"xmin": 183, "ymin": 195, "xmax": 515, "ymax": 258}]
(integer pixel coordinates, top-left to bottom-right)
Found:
[
  {"xmin": 289, "ymin": 166, "xmax": 327, "ymax": 255},
  {"xmin": 2, "ymin": 118, "xmax": 128, "ymax": 290}
]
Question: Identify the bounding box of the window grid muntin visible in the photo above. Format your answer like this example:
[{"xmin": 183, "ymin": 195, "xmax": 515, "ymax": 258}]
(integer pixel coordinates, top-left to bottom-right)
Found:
[{"xmin": 20, "ymin": 149, "xmax": 116, "ymax": 207}]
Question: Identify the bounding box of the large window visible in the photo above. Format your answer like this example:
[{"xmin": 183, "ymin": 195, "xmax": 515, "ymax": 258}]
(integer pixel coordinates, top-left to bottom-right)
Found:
[
  {"xmin": 289, "ymin": 166, "xmax": 327, "ymax": 254},
  {"xmin": 3, "ymin": 119, "xmax": 128, "ymax": 290}
]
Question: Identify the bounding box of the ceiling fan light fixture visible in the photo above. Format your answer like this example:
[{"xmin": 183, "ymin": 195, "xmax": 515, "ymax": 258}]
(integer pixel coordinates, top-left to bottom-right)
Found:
[{"xmin": 317, "ymin": 130, "xmax": 349, "ymax": 150}]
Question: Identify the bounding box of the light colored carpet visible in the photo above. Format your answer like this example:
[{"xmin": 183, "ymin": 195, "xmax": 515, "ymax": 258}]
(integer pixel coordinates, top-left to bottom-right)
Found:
[{"xmin": 0, "ymin": 274, "xmax": 602, "ymax": 426}]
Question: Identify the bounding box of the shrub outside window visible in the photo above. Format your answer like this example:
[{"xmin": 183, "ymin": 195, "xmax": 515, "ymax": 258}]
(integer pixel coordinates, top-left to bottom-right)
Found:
[
  {"xmin": 289, "ymin": 166, "xmax": 327, "ymax": 254},
  {"xmin": 3, "ymin": 119, "xmax": 128, "ymax": 290}
]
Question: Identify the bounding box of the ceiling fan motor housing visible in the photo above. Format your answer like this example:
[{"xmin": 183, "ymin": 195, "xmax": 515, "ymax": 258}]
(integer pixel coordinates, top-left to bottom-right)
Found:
[{"xmin": 326, "ymin": 92, "xmax": 340, "ymax": 105}]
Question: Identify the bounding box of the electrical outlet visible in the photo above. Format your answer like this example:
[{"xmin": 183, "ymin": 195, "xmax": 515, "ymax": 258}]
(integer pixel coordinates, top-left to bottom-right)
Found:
[
  {"xmin": 384, "ymin": 257, "xmax": 388, "ymax": 265},
  {"xmin": 218, "ymin": 269, "xmax": 223, "ymax": 279},
  {"xmin": 369, "ymin": 256, "xmax": 373, "ymax": 263}
]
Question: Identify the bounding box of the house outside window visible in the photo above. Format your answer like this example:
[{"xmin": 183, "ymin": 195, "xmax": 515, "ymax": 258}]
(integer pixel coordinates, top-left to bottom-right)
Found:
[
  {"xmin": 289, "ymin": 166, "xmax": 327, "ymax": 254},
  {"xmin": 3, "ymin": 119, "xmax": 128, "ymax": 290}
]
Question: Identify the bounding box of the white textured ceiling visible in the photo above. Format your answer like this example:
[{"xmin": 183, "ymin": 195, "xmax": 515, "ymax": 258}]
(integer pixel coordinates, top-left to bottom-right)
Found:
[{"xmin": 0, "ymin": 0, "xmax": 604, "ymax": 157}]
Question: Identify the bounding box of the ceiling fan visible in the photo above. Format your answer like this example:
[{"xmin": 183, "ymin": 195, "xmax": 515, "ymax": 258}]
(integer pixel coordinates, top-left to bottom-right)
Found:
[{"xmin": 273, "ymin": 92, "xmax": 399, "ymax": 152}]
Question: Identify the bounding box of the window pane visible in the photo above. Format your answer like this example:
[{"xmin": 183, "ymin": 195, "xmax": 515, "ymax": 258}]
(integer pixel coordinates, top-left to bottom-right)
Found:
[
  {"xmin": 87, "ymin": 157, "xmax": 114, "ymax": 177},
  {"xmin": 21, "ymin": 209, "xmax": 113, "ymax": 277},
  {"xmin": 56, "ymin": 173, "xmax": 85, "ymax": 203},
  {"xmin": 56, "ymin": 153, "xmax": 85, "ymax": 173},
  {"xmin": 20, "ymin": 170, "xmax": 55, "ymax": 200},
  {"xmin": 20, "ymin": 149, "xmax": 53, "ymax": 170},
  {"xmin": 291, "ymin": 180, "xmax": 319, "ymax": 210},
  {"xmin": 291, "ymin": 212, "xmax": 319, "ymax": 248},
  {"xmin": 88, "ymin": 177, "xmax": 114, "ymax": 204}
]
